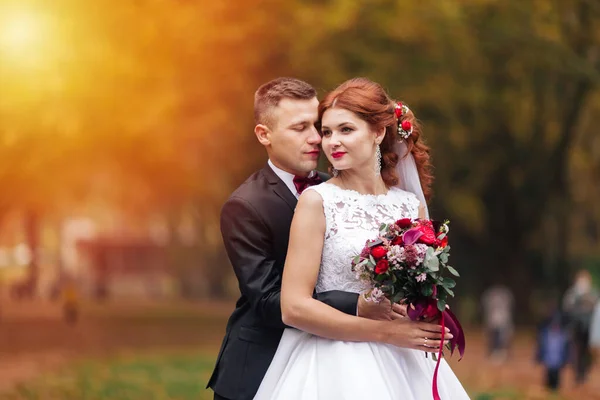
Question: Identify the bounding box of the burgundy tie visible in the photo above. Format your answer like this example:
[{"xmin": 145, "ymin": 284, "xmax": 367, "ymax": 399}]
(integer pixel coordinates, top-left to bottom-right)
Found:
[{"xmin": 293, "ymin": 174, "xmax": 322, "ymax": 194}]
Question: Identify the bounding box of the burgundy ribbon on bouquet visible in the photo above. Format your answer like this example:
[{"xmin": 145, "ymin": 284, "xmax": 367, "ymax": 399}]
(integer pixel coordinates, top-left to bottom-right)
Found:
[{"xmin": 407, "ymin": 300, "xmax": 465, "ymax": 400}]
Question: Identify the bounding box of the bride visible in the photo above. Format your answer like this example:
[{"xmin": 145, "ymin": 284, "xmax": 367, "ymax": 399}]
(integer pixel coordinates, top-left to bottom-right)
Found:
[{"xmin": 254, "ymin": 78, "xmax": 470, "ymax": 399}]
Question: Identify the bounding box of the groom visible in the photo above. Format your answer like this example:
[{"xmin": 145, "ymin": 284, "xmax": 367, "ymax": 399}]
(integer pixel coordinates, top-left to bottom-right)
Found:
[{"xmin": 207, "ymin": 78, "xmax": 405, "ymax": 400}]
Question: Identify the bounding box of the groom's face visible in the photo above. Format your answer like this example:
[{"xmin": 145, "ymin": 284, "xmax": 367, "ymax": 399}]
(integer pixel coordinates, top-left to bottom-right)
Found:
[{"xmin": 267, "ymin": 97, "xmax": 321, "ymax": 176}]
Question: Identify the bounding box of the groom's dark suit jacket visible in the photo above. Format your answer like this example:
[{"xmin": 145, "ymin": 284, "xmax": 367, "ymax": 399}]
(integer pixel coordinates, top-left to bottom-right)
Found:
[{"xmin": 207, "ymin": 164, "xmax": 359, "ymax": 400}]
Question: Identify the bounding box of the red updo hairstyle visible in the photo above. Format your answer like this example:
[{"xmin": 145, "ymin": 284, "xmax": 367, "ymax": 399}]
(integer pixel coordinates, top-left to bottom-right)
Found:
[{"xmin": 318, "ymin": 77, "xmax": 434, "ymax": 201}]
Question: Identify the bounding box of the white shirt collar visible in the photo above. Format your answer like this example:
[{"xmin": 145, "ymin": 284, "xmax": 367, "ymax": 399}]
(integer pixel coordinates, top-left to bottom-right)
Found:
[{"xmin": 267, "ymin": 159, "xmax": 317, "ymax": 199}]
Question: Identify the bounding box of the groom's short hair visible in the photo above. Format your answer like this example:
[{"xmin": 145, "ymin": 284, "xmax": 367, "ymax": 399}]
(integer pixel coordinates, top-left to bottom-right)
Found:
[{"xmin": 254, "ymin": 77, "xmax": 316, "ymax": 127}]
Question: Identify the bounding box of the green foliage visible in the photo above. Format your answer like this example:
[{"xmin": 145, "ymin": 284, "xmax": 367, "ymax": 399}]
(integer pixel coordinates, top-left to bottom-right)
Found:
[
  {"xmin": 286, "ymin": 0, "xmax": 600, "ymax": 306},
  {"xmin": 1, "ymin": 353, "xmax": 216, "ymax": 400},
  {"xmin": 1, "ymin": 0, "xmax": 599, "ymax": 305}
]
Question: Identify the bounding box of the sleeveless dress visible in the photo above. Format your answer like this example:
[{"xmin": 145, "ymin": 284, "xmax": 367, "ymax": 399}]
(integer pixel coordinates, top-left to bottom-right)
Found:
[{"xmin": 254, "ymin": 183, "xmax": 470, "ymax": 400}]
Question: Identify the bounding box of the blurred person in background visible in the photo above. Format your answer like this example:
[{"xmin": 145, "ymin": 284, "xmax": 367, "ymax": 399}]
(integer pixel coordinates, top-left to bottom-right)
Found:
[
  {"xmin": 481, "ymin": 284, "xmax": 514, "ymax": 363},
  {"xmin": 562, "ymin": 269, "xmax": 598, "ymax": 385},
  {"xmin": 62, "ymin": 277, "xmax": 79, "ymax": 325},
  {"xmin": 588, "ymin": 296, "xmax": 600, "ymax": 351},
  {"xmin": 536, "ymin": 308, "xmax": 569, "ymax": 392}
]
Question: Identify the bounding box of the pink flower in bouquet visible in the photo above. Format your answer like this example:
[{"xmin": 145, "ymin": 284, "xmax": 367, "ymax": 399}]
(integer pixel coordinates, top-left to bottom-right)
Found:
[
  {"xmin": 366, "ymin": 287, "xmax": 385, "ymax": 302},
  {"xmin": 398, "ymin": 244, "xmax": 427, "ymax": 267},
  {"xmin": 360, "ymin": 246, "xmax": 371, "ymax": 258},
  {"xmin": 387, "ymin": 246, "xmax": 403, "ymax": 266},
  {"xmin": 402, "ymin": 228, "xmax": 423, "ymax": 245},
  {"xmin": 416, "ymin": 273, "xmax": 427, "ymax": 282},
  {"xmin": 403, "ymin": 245, "xmax": 420, "ymax": 267},
  {"xmin": 415, "ymin": 243, "xmax": 428, "ymax": 258}
]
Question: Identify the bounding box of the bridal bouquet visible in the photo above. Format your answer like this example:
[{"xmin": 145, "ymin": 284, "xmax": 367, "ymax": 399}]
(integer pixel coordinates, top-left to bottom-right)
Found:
[{"xmin": 352, "ymin": 218, "xmax": 466, "ymax": 399}]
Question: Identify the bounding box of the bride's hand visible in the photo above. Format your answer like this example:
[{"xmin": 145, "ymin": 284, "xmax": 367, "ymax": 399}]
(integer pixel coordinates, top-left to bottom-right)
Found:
[
  {"xmin": 386, "ymin": 318, "xmax": 452, "ymax": 353},
  {"xmin": 358, "ymin": 295, "xmax": 407, "ymax": 321}
]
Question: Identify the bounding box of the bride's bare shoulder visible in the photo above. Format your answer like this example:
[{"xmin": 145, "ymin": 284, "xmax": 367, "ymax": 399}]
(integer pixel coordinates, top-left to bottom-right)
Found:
[{"xmin": 297, "ymin": 188, "xmax": 324, "ymax": 212}]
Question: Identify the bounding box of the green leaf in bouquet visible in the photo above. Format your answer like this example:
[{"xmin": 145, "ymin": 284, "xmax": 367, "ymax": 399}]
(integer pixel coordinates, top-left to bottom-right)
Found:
[
  {"xmin": 437, "ymin": 233, "xmax": 446, "ymax": 240},
  {"xmin": 353, "ymin": 255, "xmax": 361, "ymax": 264},
  {"xmin": 439, "ymin": 253, "xmax": 449, "ymax": 264},
  {"xmin": 446, "ymin": 266, "xmax": 460, "ymax": 277},
  {"xmin": 369, "ymin": 255, "xmax": 376, "ymax": 265},
  {"xmin": 379, "ymin": 223, "xmax": 388, "ymax": 232},
  {"xmin": 437, "ymin": 298, "xmax": 446, "ymax": 312},
  {"xmin": 442, "ymin": 277, "xmax": 456, "ymax": 288},
  {"xmin": 445, "ymin": 287, "xmax": 455, "ymax": 297},
  {"xmin": 375, "ymin": 274, "xmax": 386, "ymax": 282},
  {"xmin": 421, "ymin": 283, "xmax": 434, "ymax": 297},
  {"xmin": 424, "ymin": 248, "xmax": 439, "ymax": 272},
  {"xmin": 368, "ymin": 238, "xmax": 383, "ymax": 248},
  {"xmin": 391, "ymin": 292, "xmax": 404, "ymax": 304}
]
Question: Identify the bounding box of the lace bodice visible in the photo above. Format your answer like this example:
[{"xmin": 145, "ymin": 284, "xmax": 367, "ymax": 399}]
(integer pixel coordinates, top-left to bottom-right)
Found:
[{"xmin": 305, "ymin": 183, "xmax": 420, "ymax": 294}]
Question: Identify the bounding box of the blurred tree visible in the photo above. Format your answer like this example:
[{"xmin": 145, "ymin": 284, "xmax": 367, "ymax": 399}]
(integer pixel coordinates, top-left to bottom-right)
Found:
[
  {"xmin": 1, "ymin": 0, "xmax": 598, "ymax": 308},
  {"xmin": 0, "ymin": 0, "xmax": 290, "ymax": 295},
  {"xmin": 281, "ymin": 0, "xmax": 600, "ymax": 318}
]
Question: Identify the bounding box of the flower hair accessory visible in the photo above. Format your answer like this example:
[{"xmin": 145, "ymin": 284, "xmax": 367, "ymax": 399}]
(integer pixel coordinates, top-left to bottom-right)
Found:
[{"xmin": 394, "ymin": 102, "xmax": 413, "ymax": 140}]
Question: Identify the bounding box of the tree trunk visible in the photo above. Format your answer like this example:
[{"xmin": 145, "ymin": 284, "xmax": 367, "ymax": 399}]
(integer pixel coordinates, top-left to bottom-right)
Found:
[{"xmin": 24, "ymin": 210, "xmax": 40, "ymax": 299}]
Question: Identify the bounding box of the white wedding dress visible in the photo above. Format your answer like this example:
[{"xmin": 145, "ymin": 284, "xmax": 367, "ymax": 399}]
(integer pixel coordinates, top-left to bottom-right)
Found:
[{"xmin": 254, "ymin": 183, "xmax": 470, "ymax": 400}]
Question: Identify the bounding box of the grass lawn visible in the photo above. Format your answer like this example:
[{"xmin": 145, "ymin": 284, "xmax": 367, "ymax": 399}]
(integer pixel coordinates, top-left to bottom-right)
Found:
[
  {"xmin": 0, "ymin": 351, "xmax": 216, "ymax": 400},
  {"xmin": 0, "ymin": 349, "xmax": 567, "ymax": 400}
]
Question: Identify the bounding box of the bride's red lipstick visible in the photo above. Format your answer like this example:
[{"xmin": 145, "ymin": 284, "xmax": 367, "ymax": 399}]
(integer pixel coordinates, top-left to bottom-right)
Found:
[{"xmin": 331, "ymin": 152, "xmax": 346, "ymax": 159}]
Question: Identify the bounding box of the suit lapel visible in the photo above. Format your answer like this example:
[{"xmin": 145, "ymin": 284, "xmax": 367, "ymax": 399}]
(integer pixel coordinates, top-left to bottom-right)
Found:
[{"xmin": 262, "ymin": 164, "xmax": 298, "ymax": 211}]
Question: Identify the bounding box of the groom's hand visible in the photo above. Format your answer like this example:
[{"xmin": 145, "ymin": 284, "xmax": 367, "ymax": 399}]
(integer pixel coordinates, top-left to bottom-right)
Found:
[{"xmin": 357, "ymin": 295, "xmax": 407, "ymax": 321}]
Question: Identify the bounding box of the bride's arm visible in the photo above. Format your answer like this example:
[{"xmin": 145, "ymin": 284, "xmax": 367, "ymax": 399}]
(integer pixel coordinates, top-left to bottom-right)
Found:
[{"xmin": 281, "ymin": 190, "xmax": 447, "ymax": 348}]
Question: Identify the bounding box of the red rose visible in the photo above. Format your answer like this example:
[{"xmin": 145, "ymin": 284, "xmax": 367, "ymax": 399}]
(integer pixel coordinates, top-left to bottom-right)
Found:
[
  {"xmin": 417, "ymin": 224, "xmax": 437, "ymax": 245},
  {"xmin": 370, "ymin": 246, "xmax": 387, "ymax": 259},
  {"xmin": 392, "ymin": 236, "xmax": 403, "ymax": 246},
  {"xmin": 375, "ymin": 259, "xmax": 389, "ymax": 274},
  {"xmin": 440, "ymin": 236, "xmax": 448, "ymax": 248},
  {"xmin": 395, "ymin": 218, "xmax": 413, "ymax": 229},
  {"xmin": 401, "ymin": 120, "xmax": 412, "ymax": 131},
  {"xmin": 394, "ymin": 102, "xmax": 403, "ymax": 118}
]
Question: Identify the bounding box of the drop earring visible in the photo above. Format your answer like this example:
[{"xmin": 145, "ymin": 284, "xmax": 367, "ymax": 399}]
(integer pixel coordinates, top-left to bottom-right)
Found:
[{"xmin": 374, "ymin": 144, "xmax": 382, "ymax": 176}]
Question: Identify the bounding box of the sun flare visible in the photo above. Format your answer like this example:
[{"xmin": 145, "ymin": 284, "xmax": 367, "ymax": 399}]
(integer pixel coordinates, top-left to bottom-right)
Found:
[{"xmin": 0, "ymin": 8, "xmax": 50, "ymax": 65}]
